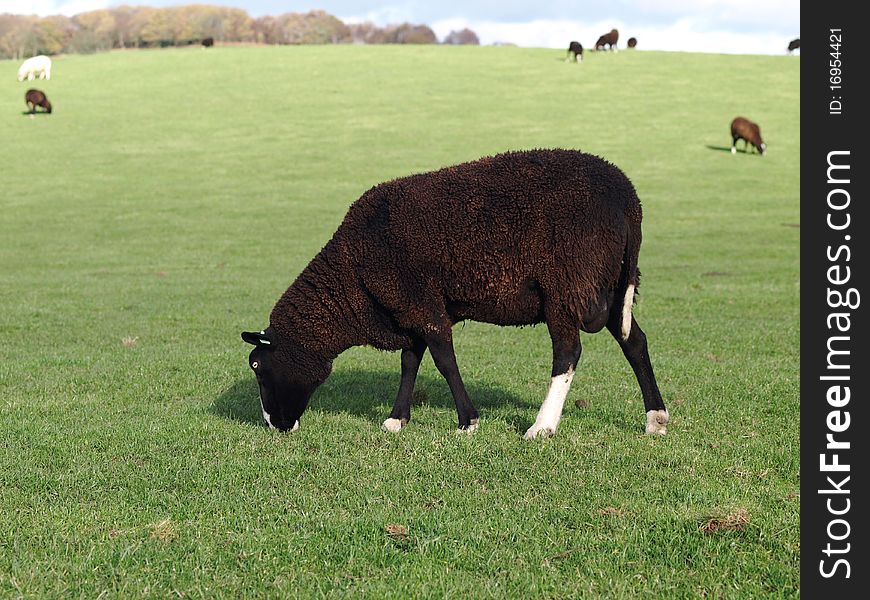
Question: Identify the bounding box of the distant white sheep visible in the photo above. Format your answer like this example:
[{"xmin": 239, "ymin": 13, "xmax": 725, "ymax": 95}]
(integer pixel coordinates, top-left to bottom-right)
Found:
[{"xmin": 17, "ymin": 56, "xmax": 52, "ymax": 82}]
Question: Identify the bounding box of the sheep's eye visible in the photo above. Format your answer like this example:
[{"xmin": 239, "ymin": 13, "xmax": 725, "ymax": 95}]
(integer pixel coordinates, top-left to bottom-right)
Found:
[{"xmin": 251, "ymin": 361, "xmax": 259, "ymax": 369}]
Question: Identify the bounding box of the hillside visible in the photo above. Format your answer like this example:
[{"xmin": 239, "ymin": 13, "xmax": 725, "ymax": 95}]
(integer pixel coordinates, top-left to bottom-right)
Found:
[{"xmin": 0, "ymin": 46, "xmax": 800, "ymax": 597}]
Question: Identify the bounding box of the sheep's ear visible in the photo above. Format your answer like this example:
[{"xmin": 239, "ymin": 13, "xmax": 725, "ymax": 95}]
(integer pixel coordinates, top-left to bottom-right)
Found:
[{"xmin": 242, "ymin": 330, "xmax": 272, "ymax": 346}]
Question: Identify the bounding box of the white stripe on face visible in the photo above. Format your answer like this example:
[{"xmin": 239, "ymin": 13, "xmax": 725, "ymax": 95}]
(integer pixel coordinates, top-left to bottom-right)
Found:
[
  {"xmin": 524, "ymin": 367, "xmax": 575, "ymax": 439},
  {"xmin": 621, "ymin": 284, "xmax": 635, "ymax": 340},
  {"xmin": 261, "ymin": 407, "xmax": 276, "ymax": 430}
]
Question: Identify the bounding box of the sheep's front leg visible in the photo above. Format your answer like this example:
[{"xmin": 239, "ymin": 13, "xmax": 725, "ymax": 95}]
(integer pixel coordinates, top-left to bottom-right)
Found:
[
  {"xmin": 382, "ymin": 337, "xmax": 427, "ymax": 432},
  {"xmin": 525, "ymin": 322, "xmax": 581, "ymax": 439},
  {"xmin": 422, "ymin": 329, "xmax": 479, "ymax": 432}
]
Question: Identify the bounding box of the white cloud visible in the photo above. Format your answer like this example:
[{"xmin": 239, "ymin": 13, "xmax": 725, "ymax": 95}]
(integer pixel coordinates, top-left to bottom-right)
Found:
[
  {"xmin": 341, "ymin": 5, "xmax": 417, "ymax": 26},
  {"xmin": 431, "ymin": 17, "xmax": 795, "ymax": 54},
  {"xmin": 1, "ymin": 0, "xmax": 112, "ymax": 16},
  {"xmin": 631, "ymin": 0, "xmax": 799, "ymax": 31}
]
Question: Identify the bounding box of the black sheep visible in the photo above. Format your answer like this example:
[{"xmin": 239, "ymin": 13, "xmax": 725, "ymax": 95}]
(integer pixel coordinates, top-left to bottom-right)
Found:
[
  {"xmin": 25, "ymin": 89, "xmax": 51, "ymax": 114},
  {"xmin": 595, "ymin": 29, "xmax": 619, "ymax": 51},
  {"xmin": 202, "ymin": 37, "xmax": 214, "ymax": 47},
  {"xmin": 242, "ymin": 149, "xmax": 668, "ymax": 438},
  {"xmin": 787, "ymin": 38, "xmax": 800, "ymax": 53},
  {"xmin": 731, "ymin": 117, "xmax": 766, "ymax": 155},
  {"xmin": 627, "ymin": 37, "xmax": 637, "ymax": 49},
  {"xmin": 566, "ymin": 41, "xmax": 584, "ymax": 63}
]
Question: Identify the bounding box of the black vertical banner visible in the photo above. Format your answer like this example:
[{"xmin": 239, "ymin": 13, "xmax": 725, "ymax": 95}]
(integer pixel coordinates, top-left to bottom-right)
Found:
[{"xmin": 802, "ymin": 4, "xmax": 869, "ymax": 597}]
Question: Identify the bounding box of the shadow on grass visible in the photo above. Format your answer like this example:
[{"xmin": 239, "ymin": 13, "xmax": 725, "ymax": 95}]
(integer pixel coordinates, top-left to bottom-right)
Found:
[
  {"xmin": 706, "ymin": 144, "xmax": 764, "ymax": 156},
  {"xmin": 706, "ymin": 144, "xmax": 738, "ymax": 153},
  {"xmin": 212, "ymin": 368, "xmax": 534, "ymax": 430}
]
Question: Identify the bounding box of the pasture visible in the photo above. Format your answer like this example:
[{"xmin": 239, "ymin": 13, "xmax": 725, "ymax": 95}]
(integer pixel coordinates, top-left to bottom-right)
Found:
[{"xmin": 0, "ymin": 45, "xmax": 799, "ymax": 597}]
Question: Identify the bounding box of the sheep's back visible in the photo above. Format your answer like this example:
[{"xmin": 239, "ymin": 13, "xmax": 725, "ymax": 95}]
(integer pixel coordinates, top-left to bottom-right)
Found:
[{"xmin": 340, "ymin": 150, "xmax": 639, "ymax": 322}]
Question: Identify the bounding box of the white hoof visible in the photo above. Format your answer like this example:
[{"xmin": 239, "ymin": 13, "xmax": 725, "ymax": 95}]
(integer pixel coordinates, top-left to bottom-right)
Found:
[
  {"xmin": 730, "ymin": 147, "xmax": 736, "ymax": 155},
  {"xmin": 524, "ymin": 423, "xmax": 556, "ymax": 439},
  {"xmin": 458, "ymin": 418, "xmax": 479, "ymax": 434},
  {"xmin": 381, "ymin": 417, "xmax": 406, "ymax": 433},
  {"xmin": 645, "ymin": 409, "xmax": 669, "ymax": 435}
]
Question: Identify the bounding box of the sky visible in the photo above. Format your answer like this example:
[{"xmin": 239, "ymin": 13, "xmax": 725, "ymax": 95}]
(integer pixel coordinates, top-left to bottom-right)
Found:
[{"xmin": 5, "ymin": 0, "xmax": 800, "ymax": 55}]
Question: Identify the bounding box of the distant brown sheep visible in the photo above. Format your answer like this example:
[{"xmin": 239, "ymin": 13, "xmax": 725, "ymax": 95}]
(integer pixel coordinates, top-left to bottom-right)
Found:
[
  {"xmin": 627, "ymin": 37, "xmax": 637, "ymax": 48},
  {"xmin": 731, "ymin": 117, "xmax": 766, "ymax": 155},
  {"xmin": 242, "ymin": 149, "xmax": 669, "ymax": 439},
  {"xmin": 25, "ymin": 89, "xmax": 51, "ymax": 114},
  {"xmin": 566, "ymin": 41, "xmax": 584, "ymax": 62},
  {"xmin": 595, "ymin": 29, "xmax": 619, "ymax": 51}
]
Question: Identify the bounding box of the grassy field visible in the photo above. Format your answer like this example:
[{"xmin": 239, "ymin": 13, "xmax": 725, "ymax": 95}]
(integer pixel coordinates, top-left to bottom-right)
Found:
[{"xmin": 0, "ymin": 45, "xmax": 799, "ymax": 597}]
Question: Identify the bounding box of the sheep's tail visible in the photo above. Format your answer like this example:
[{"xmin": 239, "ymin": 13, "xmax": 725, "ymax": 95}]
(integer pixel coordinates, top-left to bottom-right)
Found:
[{"xmin": 616, "ymin": 215, "xmax": 642, "ymax": 341}]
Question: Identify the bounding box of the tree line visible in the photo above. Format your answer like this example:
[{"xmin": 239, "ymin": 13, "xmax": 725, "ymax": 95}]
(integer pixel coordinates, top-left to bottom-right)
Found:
[{"xmin": 0, "ymin": 5, "xmax": 480, "ymax": 60}]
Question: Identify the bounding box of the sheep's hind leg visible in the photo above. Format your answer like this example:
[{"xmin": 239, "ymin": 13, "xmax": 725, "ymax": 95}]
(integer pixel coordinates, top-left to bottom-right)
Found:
[
  {"xmin": 382, "ymin": 337, "xmax": 427, "ymax": 432},
  {"xmin": 606, "ymin": 313, "xmax": 668, "ymax": 434},
  {"xmin": 422, "ymin": 329, "xmax": 479, "ymax": 432},
  {"xmin": 525, "ymin": 321, "xmax": 581, "ymax": 439}
]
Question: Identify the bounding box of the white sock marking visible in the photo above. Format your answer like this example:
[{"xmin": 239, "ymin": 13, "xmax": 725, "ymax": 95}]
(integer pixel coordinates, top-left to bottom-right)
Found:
[
  {"xmin": 731, "ymin": 146, "xmax": 736, "ymax": 154},
  {"xmin": 621, "ymin": 284, "xmax": 635, "ymax": 340},
  {"xmin": 382, "ymin": 417, "xmax": 405, "ymax": 432},
  {"xmin": 645, "ymin": 409, "xmax": 669, "ymax": 435},
  {"xmin": 524, "ymin": 368, "xmax": 575, "ymax": 439}
]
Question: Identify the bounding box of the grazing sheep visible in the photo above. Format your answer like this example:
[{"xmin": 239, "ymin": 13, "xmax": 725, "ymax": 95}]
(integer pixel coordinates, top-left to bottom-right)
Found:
[
  {"xmin": 17, "ymin": 55, "xmax": 52, "ymax": 82},
  {"xmin": 595, "ymin": 29, "xmax": 619, "ymax": 51},
  {"xmin": 787, "ymin": 38, "xmax": 800, "ymax": 53},
  {"xmin": 627, "ymin": 37, "xmax": 637, "ymax": 48},
  {"xmin": 242, "ymin": 149, "xmax": 668, "ymax": 439},
  {"xmin": 202, "ymin": 37, "xmax": 214, "ymax": 48},
  {"xmin": 566, "ymin": 41, "xmax": 584, "ymax": 63},
  {"xmin": 25, "ymin": 89, "xmax": 51, "ymax": 114},
  {"xmin": 730, "ymin": 117, "xmax": 766, "ymax": 155}
]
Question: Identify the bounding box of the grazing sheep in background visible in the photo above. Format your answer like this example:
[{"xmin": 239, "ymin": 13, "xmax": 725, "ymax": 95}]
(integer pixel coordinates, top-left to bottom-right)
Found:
[
  {"xmin": 25, "ymin": 89, "xmax": 51, "ymax": 114},
  {"xmin": 202, "ymin": 37, "xmax": 214, "ymax": 48},
  {"xmin": 595, "ymin": 29, "xmax": 619, "ymax": 51},
  {"xmin": 566, "ymin": 41, "xmax": 584, "ymax": 62},
  {"xmin": 731, "ymin": 117, "xmax": 766, "ymax": 155},
  {"xmin": 627, "ymin": 37, "xmax": 637, "ymax": 48},
  {"xmin": 17, "ymin": 55, "xmax": 52, "ymax": 82},
  {"xmin": 787, "ymin": 38, "xmax": 800, "ymax": 53},
  {"xmin": 242, "ymin": 149, "xmax": 669, "ymax": 439}
]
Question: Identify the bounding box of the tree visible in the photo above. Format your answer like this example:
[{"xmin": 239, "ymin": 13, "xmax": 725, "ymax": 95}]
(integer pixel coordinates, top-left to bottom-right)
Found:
[
  {"xmin": 275, "ymin": 10, "xmax": 350, "ymax": 45},
  {"xmin": 73, "ymin": 10, "xmax": 116, "ymax": 52},
  {"xmin": 34, "ymin": 15, "xmax": 74, "ymax": 55},
  {"xmin": 253, "ymin": 15, "xmax": 279, "ymax": 44},
  {"xmin": 443, "ymin": 28, "xmax": 479, "ymax": 45}
]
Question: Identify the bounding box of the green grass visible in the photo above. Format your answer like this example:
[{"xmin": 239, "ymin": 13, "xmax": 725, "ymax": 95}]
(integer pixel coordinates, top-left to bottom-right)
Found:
[{"xmin": 0, "ymin": 46, "xmax": 799, "ymax": 597}]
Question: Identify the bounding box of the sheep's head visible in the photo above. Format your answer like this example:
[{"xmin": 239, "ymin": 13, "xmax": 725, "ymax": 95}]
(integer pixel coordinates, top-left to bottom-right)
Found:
[{"xmin": 241, "ymin": 328, "xmax": 329, "ymax": 431}]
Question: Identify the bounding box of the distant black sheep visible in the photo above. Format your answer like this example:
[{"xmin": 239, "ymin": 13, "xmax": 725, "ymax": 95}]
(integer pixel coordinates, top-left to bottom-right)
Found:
[
  {"xmin": 627, "ymin": 37, "xmax": 637, "ymax": 48},
  {"xmin": 595, "ymin": 29, "xmax": 619, "ymax": 51},
  {"xmin": 242, "ymin": 149, "xmax": 669, "ymax": 439},
  {"xmin": 566, "ymin": 41, "xmax": 584, "ymax": 62},
  {"xmin": 731, "ymin": 117, "xmax": 766, "ymax": 155},
  {"xmin": 202, "ymin": 37, "xmax": 214, "ymax": 47},
  {"xmin": 787, "ymin": 38, "xmax": 800, "ymax": 53},
  {"xmin": 25, "ymin": 88, "xmax": 51, "ymax": 114}
]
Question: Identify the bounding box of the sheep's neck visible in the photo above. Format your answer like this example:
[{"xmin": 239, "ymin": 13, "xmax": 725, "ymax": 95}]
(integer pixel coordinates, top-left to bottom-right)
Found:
[{"xmin": 270, "ymin": 241, "xmax": 369, "ymax": 361}]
